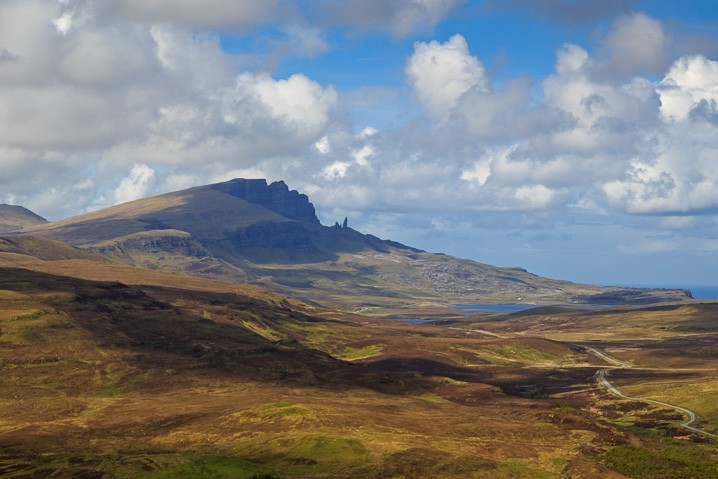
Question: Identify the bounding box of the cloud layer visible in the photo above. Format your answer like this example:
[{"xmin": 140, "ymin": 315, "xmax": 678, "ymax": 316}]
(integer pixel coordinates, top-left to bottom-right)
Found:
[{"xmin": 0, "ymin": 1, "xmax": 717, "ymax": 280}]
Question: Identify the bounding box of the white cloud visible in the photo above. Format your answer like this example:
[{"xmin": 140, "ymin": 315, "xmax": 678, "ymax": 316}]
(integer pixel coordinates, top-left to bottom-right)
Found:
[
  {"xmin": 113, "ymin": 164, "xmax": 155, "ymax": 204},
  {"xmin": 658, "ymin": 55, "xmax": 718, "ymax": 121},
  {"xmin": 322, "ymin": 161, "xmax": 350, "ymax": 180},
  {"xmin": 358, "ymin": 126, "xmax": 378, "ymax": 139},
  {"xmin": 405, "ymin": 34, "xmax": 488, "ymax": 118},
  {"xmin": 514, "ymin": 185, "xmax": 555, "ymax": 209},
  {"xmin": 555, "ymin": 43, "xmax": 590, "ymax": 75},
  {"xmin": 315, "ymin": 136, "xmax": 331, "ymax": 154},
  {"xmin": 237, "ymin": 72, "xmax": 338, "ymax": 136},
  {"xmin": 160, "ymin": 173, "xmax": 197, "ymax": 193},
  {"xmin": 461, "ymin": 160, "xmax": 491, "ymax": 186},
  {"xmin": 352, "ymin": 145, "xmax": 374, "ymax": 167},
  {"xmin": 53, "ymin": 11, "xmax": 74, "ymax": 34},
  {"xmin": 0, "ymin": 0, "xmax": 716, "ymax": 246}
]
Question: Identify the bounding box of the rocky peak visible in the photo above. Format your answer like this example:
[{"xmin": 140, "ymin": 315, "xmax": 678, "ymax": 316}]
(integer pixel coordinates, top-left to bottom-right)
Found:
[{"xmin": 210, "ymin": 178, "xmax": 320, "ymax": 225}]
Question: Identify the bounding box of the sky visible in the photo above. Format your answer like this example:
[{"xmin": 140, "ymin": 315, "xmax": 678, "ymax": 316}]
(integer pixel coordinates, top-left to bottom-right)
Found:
[{"xmin": 1, "ymin": 0, "xmax": 718, "ymax": 288}]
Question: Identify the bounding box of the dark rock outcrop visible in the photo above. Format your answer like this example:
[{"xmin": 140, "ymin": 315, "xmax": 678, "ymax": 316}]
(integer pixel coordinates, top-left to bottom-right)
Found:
[{"xmin": 210, "ymin": 179, "xmax": 319, "ymax": 224}]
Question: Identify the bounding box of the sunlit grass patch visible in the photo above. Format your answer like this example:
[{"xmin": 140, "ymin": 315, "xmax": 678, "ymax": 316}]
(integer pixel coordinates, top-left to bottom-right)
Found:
[
  {"xmin": 235, "ymin": 433, "xmax": 370, "ymax": 475},
  {"xmin": 138, "ymin": 455, "xmax": 279, "ymax": 479},
  {"xmin": 617, "ymin": 377, "xmax": 718, "ymax": 435},
  {"xmin": 0, "ymin": 290, "xmax": 30, "ymax": 301},
  {"xmin": 8, "ymin": 310, "xmax": 46, "ymax": 322},
  {"xmin": 336, "ymin": 344, "xmax": 383, "ymax": 360},
  {"xmin": 603, "ymin": 444, "xmax": 718, "ymax": 479}
]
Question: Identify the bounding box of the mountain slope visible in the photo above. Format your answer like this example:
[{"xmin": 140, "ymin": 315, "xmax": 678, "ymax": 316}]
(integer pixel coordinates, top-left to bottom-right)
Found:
[
  {"xmin": 0, "ymin": 204, "xmax": 47, "ymax": 233},
  {"xmin": 0, "ymin": 235, "xmax": 105, "ymax": 261},
  {"xmin": 21, "ymin": 178, "xmax": 692, "ymax": 308}
]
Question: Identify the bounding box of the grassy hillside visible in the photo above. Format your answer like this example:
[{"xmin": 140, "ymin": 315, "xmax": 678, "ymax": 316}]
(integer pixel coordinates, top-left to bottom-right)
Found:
[
  {"xmin": 26, "ymin": 187, "xmax": 289, "ymax": 246},
  {"xmin": 0, "ymin": 204, "xmax": 47, "ymax": 233},
  {"xmin": 0, "ymin": 235, "xmax": 105, "ymax": 261}
]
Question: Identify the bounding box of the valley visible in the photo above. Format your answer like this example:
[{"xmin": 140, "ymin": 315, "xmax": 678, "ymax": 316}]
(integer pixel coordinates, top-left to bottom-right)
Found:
[
  {"xmin": 0, "ymin": 180, "xmax": 715, "ymax": 478},
  {"xmin": 0, "ymin": 256, "xmax": 715, "ymax": 478}
]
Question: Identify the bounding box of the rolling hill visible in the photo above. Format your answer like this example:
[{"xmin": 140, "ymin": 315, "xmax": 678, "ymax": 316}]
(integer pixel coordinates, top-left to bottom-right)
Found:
[
  {"xmin": 19, "ymin": 178, "xmax": 692, "ymax": 309},
  {"xmin": 0, "ymin": 204, "xmax": 47, "ymax": 233}
]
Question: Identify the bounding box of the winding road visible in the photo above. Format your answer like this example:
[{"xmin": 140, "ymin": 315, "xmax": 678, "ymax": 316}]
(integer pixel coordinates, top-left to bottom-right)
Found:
[{"xmin": 583, "ymin": 346, "xmax": 718, "ymax": 439}]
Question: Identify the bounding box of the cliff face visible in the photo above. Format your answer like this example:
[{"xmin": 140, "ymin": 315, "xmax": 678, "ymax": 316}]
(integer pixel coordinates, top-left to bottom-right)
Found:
[{"xmin": 210, "ymin": 179, "xmax": 319, "ymax": 225}]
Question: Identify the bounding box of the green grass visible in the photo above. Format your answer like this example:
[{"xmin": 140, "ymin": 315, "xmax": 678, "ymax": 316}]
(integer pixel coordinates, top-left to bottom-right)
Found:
[
  {"xmin": 555, "ymin": 402, "xmax": 588, "ymax": 417},
  {"xmin": 138, "ymin": 455, "xmax": 279, "ymax": 479},
  {"xmin": 0, "ymin": 323, "xmax": 43, "ymax": 345},
  {"xmin": 235, "ymin": 434, "xmax": 369, "ymax": 475},
  {"xmin": 603, "ymin": 444, "xmax": 718, "ymax": 478},
  {"xmin": 257, "ymin": 402, "xmax": 312, "ymax": 420},
  {"xmin": 450, "ymin": 341, "xmax": 574, "ymax": 367},
  {"xmin": 618, "ymin": 377, "xmax": 718, "ymax": 434},
  {"xmin": 335, "ymin": 344, "xmax": 383, "ymax": 360},
  {"xmin": 9, "ymin": 310, "xmax": 46, "ymax": 321}
]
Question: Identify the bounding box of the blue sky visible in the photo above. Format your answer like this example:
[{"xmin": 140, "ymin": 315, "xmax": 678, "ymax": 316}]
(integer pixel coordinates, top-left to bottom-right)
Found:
[{"xmin": 1, "ymin": 0, "xmax": 718, "ymax": 288}]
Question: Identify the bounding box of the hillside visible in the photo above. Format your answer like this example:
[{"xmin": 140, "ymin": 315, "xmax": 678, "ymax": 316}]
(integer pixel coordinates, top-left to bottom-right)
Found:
[
  {"xmin": 1, "ymin": 262, "xmax": 716, "ymax": 478},
  {"xmin": 0, "ymin": 204, "xmax": 47, "ymax": 233},
  {"xmin": 0, "ymin": 235, "xmax": 105, "ymax": 261},
  {"xmin": 21, "ymin": 178, "xmax": 692, "ymax": 309}
]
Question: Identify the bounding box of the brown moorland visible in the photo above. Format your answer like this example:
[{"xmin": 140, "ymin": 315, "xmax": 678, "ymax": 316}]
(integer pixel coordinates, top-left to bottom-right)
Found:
[{"xmin": 0, "ymin": 250, "xmax": 716, "ymax": 478}]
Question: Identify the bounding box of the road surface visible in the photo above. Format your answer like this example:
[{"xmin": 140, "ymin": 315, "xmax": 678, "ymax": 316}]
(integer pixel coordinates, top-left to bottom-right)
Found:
[{"xmin": 583, "ymin": 345, "xmax": 718, "ymax": 439}]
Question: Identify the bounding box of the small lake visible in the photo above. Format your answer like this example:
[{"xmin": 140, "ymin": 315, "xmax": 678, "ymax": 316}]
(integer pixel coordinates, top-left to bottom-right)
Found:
[{"xmin": 384, "ymin": 318, "xmax": 436, "ymax": 324}]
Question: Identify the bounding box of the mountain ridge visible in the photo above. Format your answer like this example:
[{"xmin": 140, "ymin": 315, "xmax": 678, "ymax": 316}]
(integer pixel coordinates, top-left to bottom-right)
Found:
[{"xmin": 16, "ymin": 178, "xmax": 692, "ymax": 308}]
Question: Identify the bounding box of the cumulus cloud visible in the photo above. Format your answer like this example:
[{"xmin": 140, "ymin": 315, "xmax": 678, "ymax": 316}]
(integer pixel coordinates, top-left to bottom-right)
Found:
[
  {"xmin": 405, "ymin": 34, "xmax": 488, "ymax": 118},
  {"xmin": 383, "ymin": 12, "xmax": 718, "ymax": 222},
  {"xmin": 113, "ymin": 164, "xmax": 156, "ymax": 204},
  {"xmin": 658, "ymin": 55, "xmax": 718, "ymax": 121},
  {"xmin": 232, "ymin": 72, "xmax": 338, "ymax": 138},
  {"xmin": 0, "ymin": 0, "xmax": 343, "ymax": 218},
  {"xmin": 315, "ymin": 136, "xmax": 331, "ymax": 154},
  {"xmin": 0, "ymin": 0, "xmax": 717, "ymax": 250}
]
